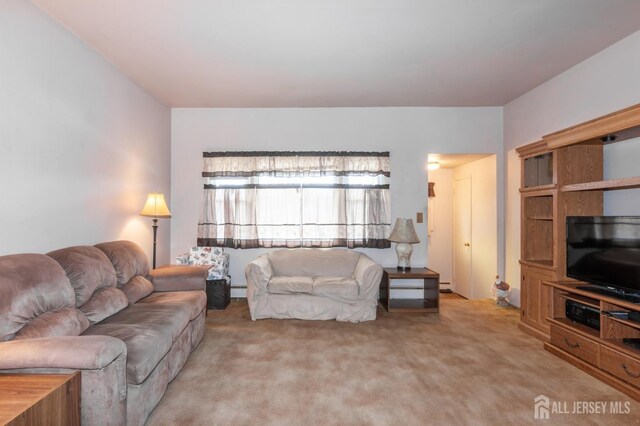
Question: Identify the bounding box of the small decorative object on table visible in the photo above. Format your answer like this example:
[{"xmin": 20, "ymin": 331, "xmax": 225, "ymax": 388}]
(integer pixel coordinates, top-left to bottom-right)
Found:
[
  {"xmin": 492, "ymin": 275, "xmax": 511, "ymax": 307},
  {"xmin": 176, "ymin": 246, "xmax": 231, "ymax": 309},
  {"xmin": 388, "ymin": 218, "xmax": 420, "ymax": 271}
]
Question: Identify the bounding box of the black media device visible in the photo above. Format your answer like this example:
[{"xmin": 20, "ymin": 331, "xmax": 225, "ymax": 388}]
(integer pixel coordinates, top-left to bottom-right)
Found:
[
  {"xmin": 566, "ymin": 300, "xmax": 600, "ymax": 331},
  {"xmin": 623, "ymin": 338, "xmax": 640, "ymax": 351},
  {"xmin": 566, "ymin": 216, "xmax": 640, "ymax": 303}
]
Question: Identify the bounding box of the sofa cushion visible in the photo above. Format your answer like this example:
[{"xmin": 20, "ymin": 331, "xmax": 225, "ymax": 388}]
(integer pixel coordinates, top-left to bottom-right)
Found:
[
  {"xmin": 138, "ymin": 291, "xmax": 207, "ymax": 321},
  {"xmin": 84, "ymin": 303, "xmax": 192, "ymax": 384},
  {"xmin": 120, "ymin": 276, "xmax": 154, "ymax": 304},
  {"xmin": 312, "ymin": 277, "xmax": 359, "ymax": 300},
  {"xmin": 268, "ymin": 276, "xmax": 314, "ymax": 295},
  {"xmin": 269, "ymin": 249, "xmax": 360, "ymax": 277},
  {"xmin": 95, "ymin": 241, "xmax": 150, "ymax": 286},
  {"xmin": 0, "ymin": 254, "xmax": 75, "ymax": 341},
  {"xmin": 47, "ymin": 246, "xmax": 118, "ymax": 307},
  {"xmin": 13, "ymin": 308, "xmax": 90, "ymax": 340},
  {"xmin": 80, "ymin": 287, "xmax": 129, "ymax": 324}
]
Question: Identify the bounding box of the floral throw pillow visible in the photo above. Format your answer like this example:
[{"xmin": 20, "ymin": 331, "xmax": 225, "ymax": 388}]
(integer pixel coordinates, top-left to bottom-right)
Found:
[{"xmin": 188, "ymin": 246, "xmax": 225, "ymax": 265}]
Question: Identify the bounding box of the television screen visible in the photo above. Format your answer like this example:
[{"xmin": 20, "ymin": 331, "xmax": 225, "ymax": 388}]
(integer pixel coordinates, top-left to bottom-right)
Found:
[{"xmin": 566, "ymin": 216, "xmax": 640, "ymax": 294}]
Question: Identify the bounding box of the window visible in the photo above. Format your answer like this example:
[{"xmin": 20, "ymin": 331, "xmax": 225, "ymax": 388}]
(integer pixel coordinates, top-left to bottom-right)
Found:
[{"xmin": 197, "ymin": 151, "xmax": 391, "ymax": 249}]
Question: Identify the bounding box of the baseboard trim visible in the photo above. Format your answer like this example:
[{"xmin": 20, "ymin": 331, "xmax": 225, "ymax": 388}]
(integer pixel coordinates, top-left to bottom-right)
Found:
[{"xmin": 518, "ymin": 321, "xmax": 550, "ymax": 342}]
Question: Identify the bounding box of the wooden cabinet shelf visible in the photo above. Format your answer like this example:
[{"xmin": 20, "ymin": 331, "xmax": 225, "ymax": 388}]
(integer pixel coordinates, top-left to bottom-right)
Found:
[
  {"xmin": 549, "ymin": 317, "xmax": 600, "ymax": 339},
  {"xmin": 519, "ymin": 259, "xmax": 555, "ymax": 270},
  {"xmin": 561, "ymin": 293, "xmax": 599, "ymax": 309},
  {"xmin": 560, "ymin": 176, "xmax": 640, "ymax": 192},
  {"xmin": 604, "ymin": 315, "xmax": 640, "ymax": 332},
  {"xmin": 520, "ymin": 184, "xmax": 556, "ymax": 193},
  {"xmin": 521, "ymin": 194, "xmax": 555, "ymax": 269},
  {"xmin": 520, "ymin": 188, "xmax": 556, "ymax": 197}
]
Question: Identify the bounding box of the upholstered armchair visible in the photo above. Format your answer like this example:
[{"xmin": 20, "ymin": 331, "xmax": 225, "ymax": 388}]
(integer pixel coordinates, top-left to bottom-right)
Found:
[{"xmin": 176, "ymin": 246, "xmax": 230, "ymax": 282}]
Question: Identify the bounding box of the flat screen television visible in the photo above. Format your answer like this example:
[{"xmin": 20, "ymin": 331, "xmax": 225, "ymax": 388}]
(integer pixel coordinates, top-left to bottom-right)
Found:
[{"xmin": 566, "ymin": 216, "xmax": 640, "ymax": 300}]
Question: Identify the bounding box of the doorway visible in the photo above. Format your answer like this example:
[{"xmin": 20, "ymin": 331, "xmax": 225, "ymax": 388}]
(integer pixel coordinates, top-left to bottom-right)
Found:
[{"xmin": 427, "ymin": 154, "xmax": 498, "ymax": 299}]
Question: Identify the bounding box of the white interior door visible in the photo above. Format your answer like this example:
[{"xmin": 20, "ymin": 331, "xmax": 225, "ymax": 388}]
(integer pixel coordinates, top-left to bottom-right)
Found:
[{"xmin": 454, "ymin": 176, "xmax": 472, "ymax": 298}]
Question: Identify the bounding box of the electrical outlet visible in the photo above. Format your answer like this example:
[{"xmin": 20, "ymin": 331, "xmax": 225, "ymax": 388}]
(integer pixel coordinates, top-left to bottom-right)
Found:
[{"xmin": 416, "ymin": 212, "xmax": 424, "ymax": 223}]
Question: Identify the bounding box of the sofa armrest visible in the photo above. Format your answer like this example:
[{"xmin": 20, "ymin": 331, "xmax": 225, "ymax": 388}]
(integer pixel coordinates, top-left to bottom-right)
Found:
[
  {"xmin": 0, "ymin": 335, "xmax": 127, "ymax": 399},
  {"xmin": 175, "ymin": 253, "xmax": 190, "ymax": 265},
  {"xmin": 0, "ymin": 335, "xmax": 126, "ymax": 370},
  {"xmin": 245, "ymin": 254, "xmax": 273, "ymax": 292},
  {"xmin": 354, "ymin": 254, "xmax": 384, "ymax": 297},
  {"xmin": 0, "ymin": 336, "xmax": 128, "ymax": 424},
  {"xmin": 203, "ymin": 253, "xmax": 230, "ymax": 280},
  {"xmin": 149, "ymin": 265, "xmax": 208, "ymax": 291}
]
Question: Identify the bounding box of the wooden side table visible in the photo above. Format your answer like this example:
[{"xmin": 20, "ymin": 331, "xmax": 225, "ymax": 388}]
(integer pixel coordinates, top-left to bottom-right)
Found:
[
  {"xmin": 0, "ymin": 373, "xmax": 80, "ymax": 426},
  {"xmin": 379, "ymin": 267, "xmax": 440, "ymax": 312}
]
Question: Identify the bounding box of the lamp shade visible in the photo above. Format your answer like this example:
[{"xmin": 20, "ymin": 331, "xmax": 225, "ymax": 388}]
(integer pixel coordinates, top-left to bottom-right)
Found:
[
  {"xmin": 388, "ymin": 218, "xmax": 420, "ymax": 243},
  {"xmin": 140, "ymin": 193, "xmax": 172, "ymax": 218}
]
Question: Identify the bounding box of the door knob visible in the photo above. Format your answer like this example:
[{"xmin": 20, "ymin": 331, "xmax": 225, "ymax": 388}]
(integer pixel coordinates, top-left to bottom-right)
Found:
[{"xmin": 464, "ymin": 242, "xmax": 470, "ymax": 247}]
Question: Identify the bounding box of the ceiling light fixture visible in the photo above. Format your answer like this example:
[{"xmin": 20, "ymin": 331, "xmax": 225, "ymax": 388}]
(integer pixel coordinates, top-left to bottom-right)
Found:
[{"xmin": 427, "ymin": 161, "xmax": 440, "ymax": 170}]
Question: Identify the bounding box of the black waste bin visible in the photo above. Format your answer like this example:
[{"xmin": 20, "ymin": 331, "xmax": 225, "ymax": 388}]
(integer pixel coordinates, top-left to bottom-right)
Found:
[{"xmin": 206, "ymin": 277, "xmax": 230, "ymax": 310}]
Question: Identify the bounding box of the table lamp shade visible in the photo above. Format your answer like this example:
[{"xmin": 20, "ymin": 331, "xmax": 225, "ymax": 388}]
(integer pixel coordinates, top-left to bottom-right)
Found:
[
  {"xmin": 388, "ymin": 218, "xmax": 420, "ymax": 243},
  {"xmin": 140, "ymin": 193, "xmax": 172, "ymax": 218}
]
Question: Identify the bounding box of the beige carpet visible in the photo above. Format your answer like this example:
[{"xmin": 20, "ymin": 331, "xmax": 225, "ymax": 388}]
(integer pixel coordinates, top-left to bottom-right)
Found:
[{"xmin": 147, "ymin": 298, "xmax": 640, "ymax": 425}]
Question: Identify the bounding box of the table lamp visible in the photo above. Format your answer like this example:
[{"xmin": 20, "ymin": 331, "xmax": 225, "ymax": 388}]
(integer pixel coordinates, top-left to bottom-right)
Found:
[
  {"xmin": 140, "ymin": 193, "xmax": 172, "ymax": 269},
  {"xmin": 388, "ymin": 218, "xmax": 420, "ymax": 271}
]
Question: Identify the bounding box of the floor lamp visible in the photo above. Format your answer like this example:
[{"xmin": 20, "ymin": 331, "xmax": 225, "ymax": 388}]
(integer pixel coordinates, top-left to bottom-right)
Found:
[{"xmin": 140, "ymin": 193, "xmax": 172, "ymax": 269}]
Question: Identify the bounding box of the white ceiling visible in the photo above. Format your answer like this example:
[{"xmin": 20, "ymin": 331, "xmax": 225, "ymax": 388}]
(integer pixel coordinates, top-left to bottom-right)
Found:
[{"xmin": 32, "ymin": 0, "xmax": 640, "ymax": 108}]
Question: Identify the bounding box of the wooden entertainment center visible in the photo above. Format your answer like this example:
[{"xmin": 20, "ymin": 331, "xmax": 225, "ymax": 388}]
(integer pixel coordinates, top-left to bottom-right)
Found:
[{"xmin": 517, "ymin": 103, "xmax": 640, "ymax": 400}]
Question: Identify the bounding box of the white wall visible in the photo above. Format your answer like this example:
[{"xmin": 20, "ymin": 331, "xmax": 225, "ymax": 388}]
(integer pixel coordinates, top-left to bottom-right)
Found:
[
  {"xmin": 171, "ymin": 107, "xmax": 503, "ymax": 294},
  {"xmin": 453, "ymin": 155, "xmax": 498, "ymax": 299},
  {"xmin": 426, "ymin": 168, "xmax": 453, "ymax": 287},
  {"xmin": 503, "ymin": 30, "xmax": 640, "ymax": 306},
  {"xmin": 0, "ymin": 0, "xmax": 171, "ymax": 262}
]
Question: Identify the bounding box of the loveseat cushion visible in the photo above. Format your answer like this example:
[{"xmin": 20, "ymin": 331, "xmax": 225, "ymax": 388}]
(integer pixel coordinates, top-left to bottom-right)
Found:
[
  {"xmin": 269, "ymin": 249, "xmax": 360, "ymax": 277},
  {"xmin": 80, "ymin": 287, "xmax": 129, "ymax": 324},
  {"xmin": 268, "ymin": 276, "xmax": 314, "ymax": 295},
  {"xmin": 13, "ymin": 308, "xmax": 89, "ymax": 340},
  {"xmin": 84, "ymin": 303, "xmax": 192, "ymax": 384},
  {"xmin": 138, "ymin": 291, "xmax": 207, "ymax": 321},
  {"xmin": 313, "ymin": 277, "xmax": 359, "ymax": 300},
  {"xmin": 47, "ymin": 246, "xmax": 118, "ymax": 307},
  {"xmin": 0, "ymin": 254, "xmax": 75, "ymax": 341},
  {"xmin": 95, "ymin": 241, "xmax": 150, "ymax": 286}
]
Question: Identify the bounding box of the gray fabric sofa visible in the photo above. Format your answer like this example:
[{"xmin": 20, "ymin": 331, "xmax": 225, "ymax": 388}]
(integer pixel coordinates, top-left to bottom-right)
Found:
[
  {"xmin": 0, "ymin": 241, "xmax": 207, "ymax": 426},
  {"xmin": 245, "ymin": 248, "xmax": 383, "ymax": 322}
]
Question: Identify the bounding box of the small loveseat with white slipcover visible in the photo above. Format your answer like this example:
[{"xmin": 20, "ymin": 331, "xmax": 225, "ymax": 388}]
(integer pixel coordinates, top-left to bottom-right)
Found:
[{"xmin": 245, "ymin": 248, "xmax": 383, "ymax": 322}]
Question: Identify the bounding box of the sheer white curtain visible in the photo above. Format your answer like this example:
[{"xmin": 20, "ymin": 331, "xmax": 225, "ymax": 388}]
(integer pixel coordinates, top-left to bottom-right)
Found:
[{"xmin": 198, "ymin": 152, "xmax": 391, "ymax": 249}]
